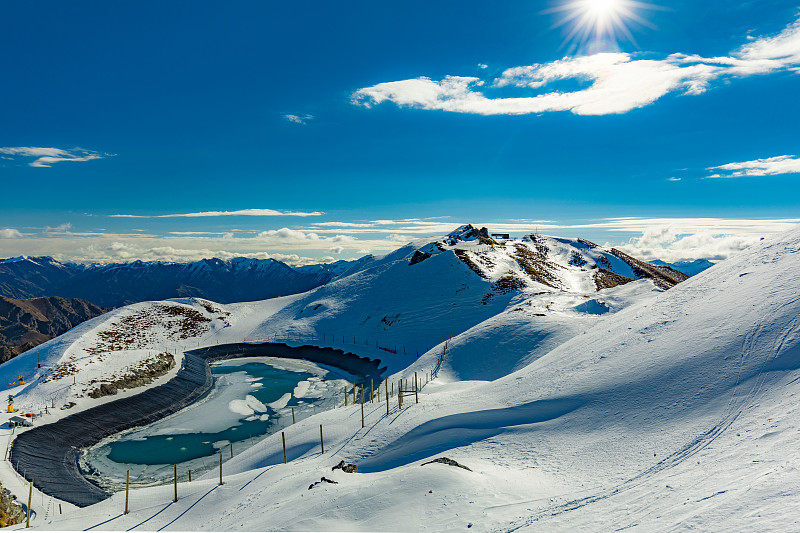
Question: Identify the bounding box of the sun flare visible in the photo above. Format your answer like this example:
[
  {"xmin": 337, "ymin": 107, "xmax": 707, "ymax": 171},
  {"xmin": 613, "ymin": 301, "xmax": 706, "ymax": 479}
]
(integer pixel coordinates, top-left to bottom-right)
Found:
[{"xmin": 545, "ymin": 0, "xmax": 662, "ymax": 50}]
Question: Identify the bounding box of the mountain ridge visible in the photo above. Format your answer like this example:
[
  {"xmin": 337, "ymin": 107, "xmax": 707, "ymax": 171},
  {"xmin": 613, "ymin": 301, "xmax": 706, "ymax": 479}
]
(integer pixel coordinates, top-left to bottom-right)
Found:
[{"xmin": 0, "ymin": 256, "xmax": 351, "ymax": 308}]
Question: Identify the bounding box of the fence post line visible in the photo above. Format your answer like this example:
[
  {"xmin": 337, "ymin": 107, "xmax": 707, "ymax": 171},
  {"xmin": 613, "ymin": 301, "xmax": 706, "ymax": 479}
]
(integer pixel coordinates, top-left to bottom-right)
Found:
[
  {"xmin": 124, "ymin": 470, "xmax": 129, "ymax": 515},
  {"xmin": 219, "ymin": 453, "xmax": 223, "ymax": 485},
  {"xmin": 173, "ymin": 464, "xmax": 178, "ymax": 502},
  {"xmin": 282, "ymin": 432, "xmax": 287, "ymax": 464},
  {"xmin": 25, "ymin": 481, "xmax": 31, "ymax": 528},
  {"xmin": 415, "ymin": 372, "xmax": 419, "ymax": 404},
  {"xmin": 320, "ymin": 424, "xmax": 324, "ymax": 454}
]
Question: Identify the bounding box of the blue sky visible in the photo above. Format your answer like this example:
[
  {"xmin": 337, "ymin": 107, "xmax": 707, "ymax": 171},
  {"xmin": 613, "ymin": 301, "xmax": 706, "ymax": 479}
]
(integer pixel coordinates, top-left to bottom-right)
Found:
[{"xmin": 1, "ymin": 0, "xmax": 799, "ymax": 264}]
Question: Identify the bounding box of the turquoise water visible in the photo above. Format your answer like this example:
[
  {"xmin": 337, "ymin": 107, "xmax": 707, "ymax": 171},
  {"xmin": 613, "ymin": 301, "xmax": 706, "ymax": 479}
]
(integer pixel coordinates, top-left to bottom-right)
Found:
[{"xmin": 103, "ymin": 362, "xmax": 314, "ymax": 466}]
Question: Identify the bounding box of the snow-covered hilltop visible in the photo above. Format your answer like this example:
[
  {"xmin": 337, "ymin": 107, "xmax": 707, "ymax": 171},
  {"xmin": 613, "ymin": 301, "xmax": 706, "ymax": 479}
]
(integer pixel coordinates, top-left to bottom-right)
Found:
[{"xmin": 6, "ymin": 224, "xmax": 799, "ymax": 531}]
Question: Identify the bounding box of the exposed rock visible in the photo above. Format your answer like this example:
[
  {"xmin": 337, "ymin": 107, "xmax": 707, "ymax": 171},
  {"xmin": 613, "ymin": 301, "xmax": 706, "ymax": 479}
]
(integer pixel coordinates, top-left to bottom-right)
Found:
[
  {"xmin": 609, "ymin": 249, "xmax": 689, "ymax": 289},
  {"xmin": 453, "ymin": 250, "xmax": 487, "ymax": 279},
  {"xmin": 0, "ymin": 482, "xmax": 25, "ymax": 527},
  {"xmin": 308, "ymin": 476, "xmax": 338, "ymax": 490},
  {"xmin": 332, "ymin": 460, "xmax": 358, "ymax": 473},
  {"xmin": 421, "ymin": 457, "xmax": 472, "ymax": 471},
  {"xmin": 593, "ymin": 268, "xmax": 635, "ymax": 291},
  {"xmin": 409, "ymin": 250, "xmax": 432, "ymax": 265}
]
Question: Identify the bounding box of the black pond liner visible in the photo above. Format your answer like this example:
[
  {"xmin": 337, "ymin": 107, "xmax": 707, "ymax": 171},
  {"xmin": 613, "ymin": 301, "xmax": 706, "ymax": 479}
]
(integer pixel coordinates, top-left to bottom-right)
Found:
[{"xmin": 9, "ymin": 342, "xmax": 385, "ymax": 507}]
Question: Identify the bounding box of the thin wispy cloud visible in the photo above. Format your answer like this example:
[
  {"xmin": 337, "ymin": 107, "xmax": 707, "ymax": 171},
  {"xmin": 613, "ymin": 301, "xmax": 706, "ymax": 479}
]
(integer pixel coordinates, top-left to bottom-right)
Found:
[
  {"xmin": 707, "ymin": 155, "xmax": 800, "ymax": 178},
  {"xmin": 352, "ymin": 16, "xmax": 800, "ymax": 116},
  {"xmin": 0, "ymin": 147, "xmax": 113, "ymax": 167},
  {"xmin": 284, "ymin": 114, "xmax": 314, "ymax": 125},
  {"xmin": 110, "ymin": 208, "xmax": 324, "ymax": 218}
]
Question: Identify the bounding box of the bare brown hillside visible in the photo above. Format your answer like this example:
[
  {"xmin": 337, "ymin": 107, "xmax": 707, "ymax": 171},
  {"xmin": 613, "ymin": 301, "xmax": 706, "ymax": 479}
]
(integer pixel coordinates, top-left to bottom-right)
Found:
[{"xmin": 0, "ymin": 296, "xmax": 106, "ymax": 363}]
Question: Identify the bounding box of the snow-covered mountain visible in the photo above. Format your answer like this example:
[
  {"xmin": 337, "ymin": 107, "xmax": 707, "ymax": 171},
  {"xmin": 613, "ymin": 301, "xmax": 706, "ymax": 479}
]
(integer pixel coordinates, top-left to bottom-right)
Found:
[
  {"xmin": 4, "ymin": 224, "xmax": 797, "ymax": 531},
  {"xmin": 0, "ymin": 225, "xmax": 682, "ymax": 417},
  {"xmin": 0, "ymin": 256, "xmax": 351, "ymax": 308},
  {"xmin": 651, "ymin": 258, "xmax": 715, "ymax": 276}
]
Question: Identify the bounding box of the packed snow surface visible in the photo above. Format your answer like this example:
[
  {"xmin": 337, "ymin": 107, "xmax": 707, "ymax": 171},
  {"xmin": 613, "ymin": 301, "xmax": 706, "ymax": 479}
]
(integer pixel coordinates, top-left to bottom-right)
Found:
[{"xmin": 1, "ymin": 226, "xmax": 799, "ymax": 531}]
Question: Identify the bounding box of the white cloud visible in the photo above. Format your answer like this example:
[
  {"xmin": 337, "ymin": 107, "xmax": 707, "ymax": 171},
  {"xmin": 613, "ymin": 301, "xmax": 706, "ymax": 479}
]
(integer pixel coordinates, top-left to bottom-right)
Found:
[
  {"xmin": 707, "ymin": 155, "xmax": 800, "ymax": 178},
  {"xmin": 478, "ymin": 63, "xmax": 488, "ymax": 69},
  {"xmin": 618, "ymin": 226, "xmax": 764, "ymax": 263},
  {"xmin": 0, "ymin": 147, "xmax": 112, "ymax": 167},
  {"xmin": 667, "ymin": 177, "xmax": 682, "ymax": 181},
  {"xmin": 329, "ymin": 246, "xmax": 345, "ymax": 254},
  {"xmin": 353, "ymin": 16, "xmax": 800, "ymax": 116},
  {"xmin": 387, "ymin": 234, "xmax": 412, "ymax": 242},
  {"xmin": 110, "ymin": 208, "xmax": 323, "ymax": 218},
  {"xmin": 257, "ymin": 228, "xmax": 321, "ymax": 241},
  {"xmin": 284, "ymin": 114, "xmax": 314, "ymax": 125},
  {"xmin": 0, "ymin": 228, "xmax": 22, "ymax": 239}
]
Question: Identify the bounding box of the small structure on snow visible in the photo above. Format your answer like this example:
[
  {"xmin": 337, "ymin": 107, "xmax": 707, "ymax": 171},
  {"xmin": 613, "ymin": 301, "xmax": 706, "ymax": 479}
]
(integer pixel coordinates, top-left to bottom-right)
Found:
[{"xmin": 9, "ymin": 416, "xmax": 32, "ymax": 428}]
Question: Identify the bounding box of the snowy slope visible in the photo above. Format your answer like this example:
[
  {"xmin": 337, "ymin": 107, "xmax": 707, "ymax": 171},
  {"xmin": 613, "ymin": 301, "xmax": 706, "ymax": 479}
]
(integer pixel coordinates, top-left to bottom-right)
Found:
[{"xmin": 8, "ymin": 224, "xmax": 789, "ymax": 531}]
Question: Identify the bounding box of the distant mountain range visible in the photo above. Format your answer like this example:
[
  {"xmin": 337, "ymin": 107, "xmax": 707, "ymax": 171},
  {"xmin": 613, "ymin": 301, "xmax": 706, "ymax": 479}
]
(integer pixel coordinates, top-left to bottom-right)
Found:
[
  {"xmin": 0, "ymin": 256, "xmax": 355, "ymax": 308},
  {"xmin": 0, "ymin": 295, "xmax": 106, "ymax": 362},
  {"xmin": 650, "ymin": 259, "xmax": 715, "ymax": 277}
]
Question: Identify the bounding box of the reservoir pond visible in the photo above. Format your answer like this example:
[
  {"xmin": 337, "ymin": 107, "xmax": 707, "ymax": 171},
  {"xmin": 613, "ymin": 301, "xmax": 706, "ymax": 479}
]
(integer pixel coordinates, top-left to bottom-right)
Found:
[{"xmin": 79, "ymin": 356, "xmax": 350, "ymax": 488}]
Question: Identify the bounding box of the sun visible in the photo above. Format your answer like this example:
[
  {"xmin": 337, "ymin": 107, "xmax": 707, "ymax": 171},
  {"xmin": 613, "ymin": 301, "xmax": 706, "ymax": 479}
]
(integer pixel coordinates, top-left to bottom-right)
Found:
[{"xmin": 544, "ymin": 0, "xmax": 662, "ymax": 50}]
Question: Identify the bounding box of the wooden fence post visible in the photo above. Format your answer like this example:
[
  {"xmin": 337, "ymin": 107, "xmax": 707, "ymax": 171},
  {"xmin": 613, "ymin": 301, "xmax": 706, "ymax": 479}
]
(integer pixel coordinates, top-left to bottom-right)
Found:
[
  {"xmin": 173, "ymin": 464, "xmax": 178, "ymax": 502},
  {"xmin": 292, "ymin": 407, "xmax": 296, "ymax": 424},
  {"xmin": 320, "ymin": 424, "xmax": 324, "ymax": 454},
  {"xmin": 25, "ymin": 481, "xmax": 31, "ymax": 528},
  {"xmin": 219, "ymin": 453, "xmax": 223, "ymax": 485},
  {"xmin": 282, "ymin": 432, "xmax": 287, "ymax": 464},
  {"xmin": 188, "ymin": 470, "xmax": 192, "ymax": 482},
  {"xmin": 415, "ymin": 372, "xmax": 419, "ymax": 404},
  {"xmin": 398, "ymin": 380, "xmax": 403, "ymax": 409},
  {"xmin": 361, "ymin": 385, "xmax": 365, "ymax": 428},
  {"xmin": 124, "ymin": 470, "xmax": 129, "ymax": 514},
  {"xmin": 386, "ymin": 379, "xmax": 389, "ymax": 415}
]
